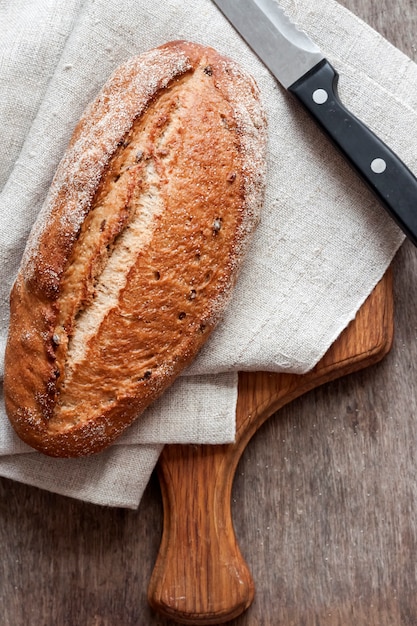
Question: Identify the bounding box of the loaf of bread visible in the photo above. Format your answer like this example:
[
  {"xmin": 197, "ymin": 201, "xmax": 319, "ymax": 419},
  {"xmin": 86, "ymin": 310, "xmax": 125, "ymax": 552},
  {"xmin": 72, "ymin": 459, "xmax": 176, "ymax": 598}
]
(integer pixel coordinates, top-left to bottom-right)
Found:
[{"xmin": 4, "ymin": 40, "xmax": 267, "ymax": 457}]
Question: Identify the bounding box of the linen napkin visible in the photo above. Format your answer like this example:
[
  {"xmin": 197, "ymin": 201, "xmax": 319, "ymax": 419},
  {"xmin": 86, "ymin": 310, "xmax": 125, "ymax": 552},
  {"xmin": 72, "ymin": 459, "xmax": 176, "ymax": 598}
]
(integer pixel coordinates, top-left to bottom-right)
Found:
[{"xmin": 0, "ymin": 0, "xmax": 413, "ymax": 508}]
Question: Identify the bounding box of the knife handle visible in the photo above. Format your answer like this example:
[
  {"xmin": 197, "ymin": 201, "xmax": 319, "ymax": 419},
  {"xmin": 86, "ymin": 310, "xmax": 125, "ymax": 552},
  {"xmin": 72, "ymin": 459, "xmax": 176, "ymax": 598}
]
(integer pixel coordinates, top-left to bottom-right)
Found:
[{"xmin": 289, "ymin": 59, "xmax": 417, "ymax": 246}]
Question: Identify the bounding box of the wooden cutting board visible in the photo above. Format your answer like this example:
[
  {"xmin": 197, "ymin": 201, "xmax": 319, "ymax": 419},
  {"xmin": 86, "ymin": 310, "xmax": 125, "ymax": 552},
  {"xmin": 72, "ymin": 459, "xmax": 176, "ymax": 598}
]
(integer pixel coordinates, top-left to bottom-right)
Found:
[{"xmin": 148, "ymin": 268, "xmax": 393, "ymax": 625}]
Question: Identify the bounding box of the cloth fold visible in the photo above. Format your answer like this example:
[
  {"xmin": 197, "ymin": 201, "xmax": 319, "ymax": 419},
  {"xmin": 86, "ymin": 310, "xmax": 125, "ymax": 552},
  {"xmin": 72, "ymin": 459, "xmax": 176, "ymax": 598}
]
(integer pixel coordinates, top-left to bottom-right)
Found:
[{"xmin": 0, "ymin": 0, "xmax": 412, "ymax": 507}]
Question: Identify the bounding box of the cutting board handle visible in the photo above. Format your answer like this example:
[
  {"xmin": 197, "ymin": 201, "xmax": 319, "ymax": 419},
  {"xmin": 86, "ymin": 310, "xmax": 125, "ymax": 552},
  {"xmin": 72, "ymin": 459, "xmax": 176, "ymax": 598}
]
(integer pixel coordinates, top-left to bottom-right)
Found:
[{"xmin": 147, "ymin": 442, "xmax": 254, "ymax": 624}]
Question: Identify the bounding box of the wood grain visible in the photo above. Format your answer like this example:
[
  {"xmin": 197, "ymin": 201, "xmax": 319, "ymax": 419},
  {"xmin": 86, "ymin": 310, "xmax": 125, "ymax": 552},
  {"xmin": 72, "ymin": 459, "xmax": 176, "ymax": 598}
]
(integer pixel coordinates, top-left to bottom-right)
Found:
[
  {"xmin": 1, "ymin": 2, "xmax": 417, "ymax": 626},
  {"xmin": 147, "ymin": 272, "xmax": 393, "ymax": 624}
]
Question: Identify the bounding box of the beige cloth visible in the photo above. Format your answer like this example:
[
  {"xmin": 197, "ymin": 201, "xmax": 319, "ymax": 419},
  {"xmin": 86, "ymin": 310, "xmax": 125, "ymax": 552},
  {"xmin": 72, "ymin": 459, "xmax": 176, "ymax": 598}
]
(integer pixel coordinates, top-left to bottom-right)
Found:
[{"xmin": 0, "ymin": 0, "xmax": 411, "ymax": 507}]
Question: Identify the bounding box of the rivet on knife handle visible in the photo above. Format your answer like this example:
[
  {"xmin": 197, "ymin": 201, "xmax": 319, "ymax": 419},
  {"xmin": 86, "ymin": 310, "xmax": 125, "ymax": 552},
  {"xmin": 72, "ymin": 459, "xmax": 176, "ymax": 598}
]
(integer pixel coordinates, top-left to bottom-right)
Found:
[
  {"xmin": 289, "ymin": 59, "xmax": 417, "ymax": 246},
  {"xmin": 212, "ymin": 0, "xmax": 417, "ymax": 246}
]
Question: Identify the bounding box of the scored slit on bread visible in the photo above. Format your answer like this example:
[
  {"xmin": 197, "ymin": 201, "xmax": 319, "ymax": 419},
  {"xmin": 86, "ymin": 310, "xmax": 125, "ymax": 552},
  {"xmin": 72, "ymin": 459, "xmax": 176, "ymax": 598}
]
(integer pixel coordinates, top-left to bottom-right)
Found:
[{"xmin": 4, "ymin": 41, "xmax": 267, "ymax": 457}]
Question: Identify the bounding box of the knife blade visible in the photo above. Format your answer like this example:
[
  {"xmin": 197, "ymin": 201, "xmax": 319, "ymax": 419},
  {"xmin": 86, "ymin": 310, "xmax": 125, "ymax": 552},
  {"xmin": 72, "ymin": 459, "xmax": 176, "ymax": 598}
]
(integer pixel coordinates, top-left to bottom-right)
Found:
[{"xmin": 212, "ymin": 0, "xmax": 417, "ymax": 246}]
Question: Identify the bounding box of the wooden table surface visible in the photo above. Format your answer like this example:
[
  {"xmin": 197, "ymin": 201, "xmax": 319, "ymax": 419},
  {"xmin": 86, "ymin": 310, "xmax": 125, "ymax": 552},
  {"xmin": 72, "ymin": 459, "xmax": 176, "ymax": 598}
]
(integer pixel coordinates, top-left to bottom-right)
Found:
[{"xmin": 2, "ymin": 1, "xmax": 417, "ymax": 625}]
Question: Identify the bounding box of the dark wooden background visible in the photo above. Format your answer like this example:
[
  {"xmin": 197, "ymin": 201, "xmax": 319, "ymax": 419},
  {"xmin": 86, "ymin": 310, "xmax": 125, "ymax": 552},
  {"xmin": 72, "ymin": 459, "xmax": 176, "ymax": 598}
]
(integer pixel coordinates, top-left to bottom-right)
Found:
[{"xmin": 2, "ymin": 1, "xmax": 417, "ymax": 624}]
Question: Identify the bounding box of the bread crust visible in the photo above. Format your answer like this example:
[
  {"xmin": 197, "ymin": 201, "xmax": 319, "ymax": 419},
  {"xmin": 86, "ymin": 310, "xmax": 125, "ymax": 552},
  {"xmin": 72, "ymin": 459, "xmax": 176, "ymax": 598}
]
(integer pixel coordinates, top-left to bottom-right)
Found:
[{"xmin": 4, "ymin": 40, "xmax": 267, "ymax": 457}]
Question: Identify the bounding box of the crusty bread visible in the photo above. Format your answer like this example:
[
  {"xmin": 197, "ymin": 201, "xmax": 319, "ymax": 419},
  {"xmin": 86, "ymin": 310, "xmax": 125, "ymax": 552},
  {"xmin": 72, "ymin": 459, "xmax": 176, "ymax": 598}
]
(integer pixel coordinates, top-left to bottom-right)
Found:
[{"xmin": 4, "ymin": 40, "xmax": 267, "ymax": 457}]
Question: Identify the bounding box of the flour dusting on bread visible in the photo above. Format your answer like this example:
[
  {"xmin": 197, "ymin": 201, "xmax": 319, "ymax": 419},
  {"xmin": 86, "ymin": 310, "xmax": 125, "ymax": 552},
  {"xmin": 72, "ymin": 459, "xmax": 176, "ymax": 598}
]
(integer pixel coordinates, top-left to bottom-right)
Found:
[
  {"xmin": 4, "ymin": 41, "xmax": 267, "ymax": 457},
  {"xmin": 21, "ymin": 46, "xmax": 193, "ymax": 294}
]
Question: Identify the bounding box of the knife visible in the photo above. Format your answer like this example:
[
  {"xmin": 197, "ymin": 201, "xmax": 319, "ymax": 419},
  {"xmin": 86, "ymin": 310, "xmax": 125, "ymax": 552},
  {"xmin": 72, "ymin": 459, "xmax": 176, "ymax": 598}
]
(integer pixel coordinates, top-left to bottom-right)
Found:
[{"xmin": 212, "ymin": 0, "xmax": 417, "ymax": 246}]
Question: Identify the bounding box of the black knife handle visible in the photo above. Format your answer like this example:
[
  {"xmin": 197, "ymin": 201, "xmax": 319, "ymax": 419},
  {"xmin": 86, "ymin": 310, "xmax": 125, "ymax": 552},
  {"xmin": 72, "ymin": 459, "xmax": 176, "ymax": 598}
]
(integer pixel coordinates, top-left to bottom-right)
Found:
[{"xmin": 289, "ymin": 59, "xmax": 417, "ymax": 246}]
